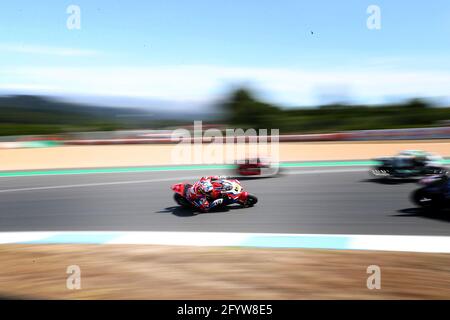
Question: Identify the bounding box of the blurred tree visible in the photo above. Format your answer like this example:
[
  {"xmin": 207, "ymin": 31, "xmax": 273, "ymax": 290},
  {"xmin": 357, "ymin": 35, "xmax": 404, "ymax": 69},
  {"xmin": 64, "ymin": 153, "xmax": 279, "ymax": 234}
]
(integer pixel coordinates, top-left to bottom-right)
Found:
[
  {"xmin": 221, "ymin": 87, "xmax": 450, "ymax": 133},
  {"xmin": 405, "ymin": 98, "xmax": 429, "ymax": 109},
  {"xmin": 222, "ymin": 88, "xmax": 281, "ymax": 130}
]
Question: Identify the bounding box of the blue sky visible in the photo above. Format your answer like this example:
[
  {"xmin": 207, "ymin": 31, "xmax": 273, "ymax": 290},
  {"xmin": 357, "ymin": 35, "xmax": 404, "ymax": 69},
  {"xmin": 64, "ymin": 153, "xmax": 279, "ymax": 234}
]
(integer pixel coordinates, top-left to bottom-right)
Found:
[{"xmin": 1, "ymin": 0, "xmax": 450, "ymax": 107}]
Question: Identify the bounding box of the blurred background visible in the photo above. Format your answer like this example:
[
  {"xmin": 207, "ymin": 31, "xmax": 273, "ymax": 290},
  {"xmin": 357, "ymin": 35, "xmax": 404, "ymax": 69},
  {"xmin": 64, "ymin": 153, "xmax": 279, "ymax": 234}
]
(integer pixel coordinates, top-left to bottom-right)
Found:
[{"xmin": 0, "ymin": 0, "xmax": 450, "ymax": 141}]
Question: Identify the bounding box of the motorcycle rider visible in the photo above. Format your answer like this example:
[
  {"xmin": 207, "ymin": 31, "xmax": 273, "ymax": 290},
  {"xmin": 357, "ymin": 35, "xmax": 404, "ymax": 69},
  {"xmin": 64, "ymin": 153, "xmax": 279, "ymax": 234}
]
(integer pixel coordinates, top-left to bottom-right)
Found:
[
  {"xmin": 413, "ymin": 155, "xmax": 427, "ymax": 169},
  {"xmin": 186, "ymin": 176, "xmax": 227, "ymax": 212}
]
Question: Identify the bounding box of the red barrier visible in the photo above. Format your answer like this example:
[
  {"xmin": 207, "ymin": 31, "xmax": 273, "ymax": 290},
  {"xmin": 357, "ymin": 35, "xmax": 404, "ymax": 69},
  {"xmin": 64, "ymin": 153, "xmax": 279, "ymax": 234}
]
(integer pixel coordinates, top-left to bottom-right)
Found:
[{"xmin": 10, "ymin": 127, "xmax": 447, "ymax": 147}]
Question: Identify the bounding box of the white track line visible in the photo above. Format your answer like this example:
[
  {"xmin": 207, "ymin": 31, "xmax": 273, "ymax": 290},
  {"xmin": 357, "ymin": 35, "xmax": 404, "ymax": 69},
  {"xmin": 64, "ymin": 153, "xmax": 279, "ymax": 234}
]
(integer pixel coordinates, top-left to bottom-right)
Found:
[
  {"xmin": 0, "ymin": 176, "xmax": 199, "ymax": 194},
  {"xmin": 0, "ymin": 168, "xmax": 368, "ymax": 193},
  {"xmin": 286, "ymin": 168, "xmax": 367, "ymax": 175}
]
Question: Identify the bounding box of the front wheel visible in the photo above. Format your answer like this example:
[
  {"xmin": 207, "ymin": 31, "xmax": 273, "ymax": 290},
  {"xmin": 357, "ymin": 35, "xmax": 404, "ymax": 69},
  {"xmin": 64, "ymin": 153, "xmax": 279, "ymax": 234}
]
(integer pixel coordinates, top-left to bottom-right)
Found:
[
  {"xmin": 431, "ymin": 167, "xmax": 448, "ymax": 175},
  {"xmin": 244, "ymin": 194, "xmax": 258, "ymax": 207},
  {"xmin": 412, "ymin": 189, "xmax": 440, "ymax": 208}
]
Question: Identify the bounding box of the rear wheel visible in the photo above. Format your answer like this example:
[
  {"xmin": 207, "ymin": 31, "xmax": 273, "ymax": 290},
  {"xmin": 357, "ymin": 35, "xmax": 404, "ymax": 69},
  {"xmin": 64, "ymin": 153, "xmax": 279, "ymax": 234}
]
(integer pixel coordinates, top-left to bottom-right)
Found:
[
  {"xmin": 371, "ymin": 168, "xmax": 388, "ymax": 177},
  {"xmin": 173, "ymin": 193, "xmax": 191, "ymax": 208}
]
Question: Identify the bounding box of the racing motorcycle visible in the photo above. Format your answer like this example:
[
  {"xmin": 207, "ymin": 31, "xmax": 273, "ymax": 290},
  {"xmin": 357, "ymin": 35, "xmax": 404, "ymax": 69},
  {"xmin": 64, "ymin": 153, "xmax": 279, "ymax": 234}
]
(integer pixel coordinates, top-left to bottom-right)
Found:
[
  {"xmin": 171, "ymin": 178, "xmax": 258, "ymax": 213},
  {"xmin": 370, "ymin": 156, "xmax": 446, "ymax": 180},
  {"xmin": 411, "ymin": 174, "xmax": 450, "ymax": 209}
]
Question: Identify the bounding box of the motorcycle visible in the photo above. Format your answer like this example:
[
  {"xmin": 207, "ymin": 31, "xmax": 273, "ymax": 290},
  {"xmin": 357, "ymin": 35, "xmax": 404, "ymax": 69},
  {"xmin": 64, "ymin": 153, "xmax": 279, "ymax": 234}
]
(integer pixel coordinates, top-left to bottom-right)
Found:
[
  {"xmin": 411, "ymin": 174, "xmax": 450, "ymax": 209},
  {"xmin": 371, "ymin": 156, "xmax": 446, "ymax": 180},
  {"xmin": 171, "ymin": 178, "xmax": 258, "ymax": 213}
]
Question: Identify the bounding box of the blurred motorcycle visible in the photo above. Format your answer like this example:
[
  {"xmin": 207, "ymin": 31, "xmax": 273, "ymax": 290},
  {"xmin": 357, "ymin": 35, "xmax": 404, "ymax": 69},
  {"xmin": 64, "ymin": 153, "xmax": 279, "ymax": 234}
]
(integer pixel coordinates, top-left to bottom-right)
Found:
[
  {"xmin": 411, "ymin": 174, "xmax": 450, "ymax": 209},
  {"xmin": 171, "ymin": 178, "xmax": 258, "ymax": 213},
  {"xmin": 371, "ymin": 155, "xmax": 446, "ymax": 180}
]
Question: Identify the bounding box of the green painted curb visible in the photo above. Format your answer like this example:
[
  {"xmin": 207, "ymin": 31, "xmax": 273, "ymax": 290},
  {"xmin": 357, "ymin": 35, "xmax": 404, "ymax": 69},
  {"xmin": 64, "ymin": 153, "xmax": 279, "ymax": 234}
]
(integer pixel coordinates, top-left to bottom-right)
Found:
[
  {"xmin": 0, "ymin": 159, "xmax": 448, "ymax": 178},
  {"xmin": 280, "ymin": 160, "xmax": 377, "ymax": 167},
  {"xmin": 15, "ymin": 141, "xmax": 62, "ymax": 148}
]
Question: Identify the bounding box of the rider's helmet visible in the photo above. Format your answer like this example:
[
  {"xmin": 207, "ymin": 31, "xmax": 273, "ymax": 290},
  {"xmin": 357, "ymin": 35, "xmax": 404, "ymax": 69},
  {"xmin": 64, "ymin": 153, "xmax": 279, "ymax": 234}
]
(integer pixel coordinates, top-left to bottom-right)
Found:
[{"xmin": 197, "ymin": 180, "xmax": 213, "ymax": 195}]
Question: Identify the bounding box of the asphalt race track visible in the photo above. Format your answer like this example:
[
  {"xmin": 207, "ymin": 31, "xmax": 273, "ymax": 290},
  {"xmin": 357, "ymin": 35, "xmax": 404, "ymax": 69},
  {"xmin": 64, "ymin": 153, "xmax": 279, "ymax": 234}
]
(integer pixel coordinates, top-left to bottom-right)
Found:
[{"xmin": 0, "ymin": 167, "xmax": 449, "ymax": 235}]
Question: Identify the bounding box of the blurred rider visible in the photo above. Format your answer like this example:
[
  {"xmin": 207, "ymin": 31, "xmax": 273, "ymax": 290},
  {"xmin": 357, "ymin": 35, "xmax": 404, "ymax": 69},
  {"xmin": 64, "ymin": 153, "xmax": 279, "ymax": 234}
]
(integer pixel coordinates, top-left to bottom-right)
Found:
[{"xmin": 186, "ymin": 176, "xmax": 226, "ymax": 212}]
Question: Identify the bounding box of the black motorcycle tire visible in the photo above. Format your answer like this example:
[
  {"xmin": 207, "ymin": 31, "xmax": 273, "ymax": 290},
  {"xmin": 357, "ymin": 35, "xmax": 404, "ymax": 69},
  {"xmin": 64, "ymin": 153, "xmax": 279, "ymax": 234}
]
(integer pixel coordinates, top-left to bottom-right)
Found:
[
  {"xmin": 412, "ymin": 189, "xmax": 442, "ymax": 209},
  {"xmin": 244, "ymin": 194, "xmax": 258, "ymax": 207},
  {"xmin": 173, "ymin": 193, "xmax": 192, "ymax": 209}
]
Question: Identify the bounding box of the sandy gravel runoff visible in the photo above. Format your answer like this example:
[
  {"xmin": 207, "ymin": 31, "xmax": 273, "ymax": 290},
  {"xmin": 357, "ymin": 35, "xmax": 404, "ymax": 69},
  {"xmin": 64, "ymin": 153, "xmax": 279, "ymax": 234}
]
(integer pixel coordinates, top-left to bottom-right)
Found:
[
  {"xmin": 0, "ymin": 244, "xmax": 449, "ymax": 299},
  {"xmin": 1, "ymin": 140, "xmax": 450, "ymax": 171}
]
